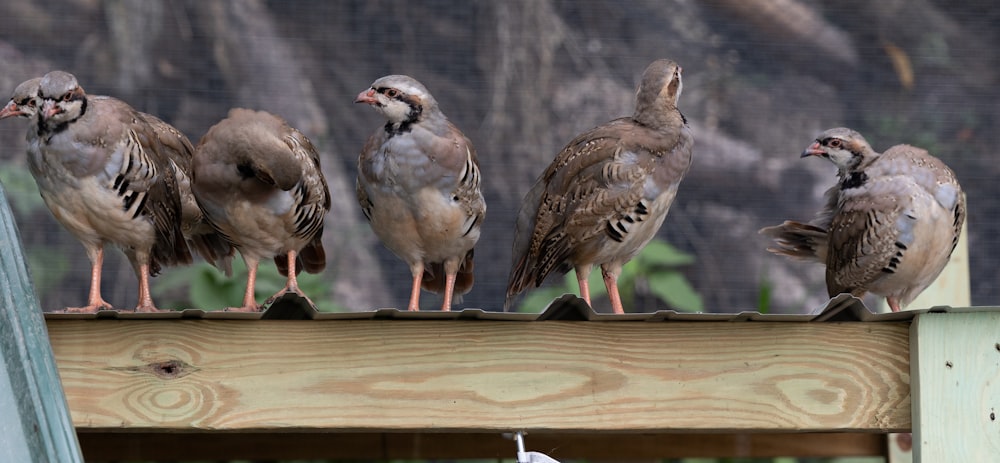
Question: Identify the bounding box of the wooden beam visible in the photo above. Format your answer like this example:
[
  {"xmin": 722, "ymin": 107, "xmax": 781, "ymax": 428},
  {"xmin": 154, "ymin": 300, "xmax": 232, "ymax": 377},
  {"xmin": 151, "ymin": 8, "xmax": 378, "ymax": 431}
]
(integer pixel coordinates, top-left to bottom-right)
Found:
[
  {"xmin": 911, "ymin": 311, "xmax": 1000, "ymax": 461},
  {"xmin": 76, "ymin": 431, "xmax": 887, "ymax": 460},
  {"xmin": 47, "ymin": 319, "xmax": 911, "ymax": 433}
]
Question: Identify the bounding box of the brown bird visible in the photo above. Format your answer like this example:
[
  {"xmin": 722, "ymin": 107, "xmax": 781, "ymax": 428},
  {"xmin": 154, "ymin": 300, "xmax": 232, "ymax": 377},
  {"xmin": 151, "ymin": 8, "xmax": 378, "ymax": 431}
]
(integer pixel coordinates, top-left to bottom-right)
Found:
[
  {"xmin": 355, "ymin": 75, "xmax": 485, "ymax": 311},
  {"xmin": 192, "ymin": 108, "xmax": 331, "ymax": 312},
  {"xmin": 30, "ymin": 70, "xmax": 192, "ymax": 312},
  {"xmin": 506, "ymin": 59, "xmax": 693, "ymax": 314},
  {"xmin": 760, "ymin": 128, "xmax": 966, "ymax": 312},
  {"xmin": 142, "ymin": 113, "xmax": 236, "ymax": 276}
]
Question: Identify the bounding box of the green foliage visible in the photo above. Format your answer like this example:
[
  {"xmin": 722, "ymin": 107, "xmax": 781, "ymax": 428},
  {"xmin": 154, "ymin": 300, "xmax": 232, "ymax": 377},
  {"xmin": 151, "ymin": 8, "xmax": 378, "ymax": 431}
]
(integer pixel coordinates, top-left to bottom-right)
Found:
[
  {"xmin": 153, "ymin": 259, "xmax": 344, "ymax": 312},
  {"xmin": 25, "ymin": 247, "xmax": 70, "ymax": 296},
  {"xmin": 0, "ymin": 164, "xmax": 44, "ymax": 215},
  {"xmin": 516, "ymin": 238, "xmax": 703, "ymax": 313},
  {"xmin": 757, "ymin": 274, "xmax": 773, "ymax": 315}
]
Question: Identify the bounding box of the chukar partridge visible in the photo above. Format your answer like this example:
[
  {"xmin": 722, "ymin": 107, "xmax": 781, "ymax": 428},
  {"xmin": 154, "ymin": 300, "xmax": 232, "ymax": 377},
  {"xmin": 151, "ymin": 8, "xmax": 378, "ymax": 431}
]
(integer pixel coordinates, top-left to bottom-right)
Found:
[
  {"xmin": 505, "ymin": 59, "xmax": 693, "ymax": 314},
  {"xmin": 4, "ymin": 76, "xmax": 234, "ymax": 274},
  {"xmin": 31, "ymin": 70, "xmax": 192, "ymax": 312},
  {"xmin": 0, "ymin": 77, "xmax": 41, "ymax": 121},
  {"xmin": 760, "ymin": 127, "xmax": 966, "ymax": 312},
  {"xmin": 355, "ymin": 75, "xmax": 485, "ymax": 311},
  {"xmin": 192, "ymin": 108, "xmax": 330, "ymax": 312}
]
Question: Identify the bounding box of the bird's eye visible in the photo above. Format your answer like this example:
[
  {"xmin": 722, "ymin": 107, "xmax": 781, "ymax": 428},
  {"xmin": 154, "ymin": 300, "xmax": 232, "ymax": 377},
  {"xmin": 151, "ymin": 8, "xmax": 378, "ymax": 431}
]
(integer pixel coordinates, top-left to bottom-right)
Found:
[
  {"xmin": 386, "ymin": 89, "xmax": 399, "ymax": 98},
  {"xmin": 828, "ymin": 139, "xmax": 842, "ymax": 148},
  {"xmin": 27, "ymin": 100, "xmax": 36, "ymax": 108},
  {"xmin": 62, "ymin": 93, "xmax": 72, "ymax": 102}
]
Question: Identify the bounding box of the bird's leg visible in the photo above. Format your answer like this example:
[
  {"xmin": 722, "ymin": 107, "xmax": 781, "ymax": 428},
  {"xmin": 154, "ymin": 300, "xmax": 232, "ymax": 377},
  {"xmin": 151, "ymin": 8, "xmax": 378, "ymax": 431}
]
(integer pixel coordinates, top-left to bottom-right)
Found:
[
  {"xmin": 265, "ymin": 250, "xmax": 319, "ymax": 308},
  {"xmin": 133, "ymin": 262, "xmax": 163, "ymax": 313},
  {"xmin": 229, "ymin": 256, "xmax": 261, "ymax": 312},
  {"xmin": 575, "ymin": 265, "xmax": 593, "ymax": 308},
  {"xmin": 440, "ymin": 259, "xmax": 460, "ymax": 311},
  {"xmin": 407, "ymin": 263, "xmax": 424, "ymax": 311},
  {"xmin": 284, "ymin": 250, "xmax": 300, "ymax": 293},
  {"xmin": 440, "ymin": 273, "xmax": 456, "ymax": 312},
  {"xmin": 65, "ymin": 246, "xmax": 112, "ymax": 313},
  {"xmin": 887, "ymin": 297, "xmax": 902, "ymax": 313},
  {"xmin": 601, "ymin": 264, "xmax": 625, "ymax": 314}
]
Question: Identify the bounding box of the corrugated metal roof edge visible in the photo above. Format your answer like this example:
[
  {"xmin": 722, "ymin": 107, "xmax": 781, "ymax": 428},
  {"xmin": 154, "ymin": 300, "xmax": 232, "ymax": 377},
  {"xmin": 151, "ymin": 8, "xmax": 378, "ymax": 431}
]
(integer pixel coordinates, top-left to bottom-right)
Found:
[{"xmin": 42, "ymin": 292, "xmax": 1000, "ymax": 322}]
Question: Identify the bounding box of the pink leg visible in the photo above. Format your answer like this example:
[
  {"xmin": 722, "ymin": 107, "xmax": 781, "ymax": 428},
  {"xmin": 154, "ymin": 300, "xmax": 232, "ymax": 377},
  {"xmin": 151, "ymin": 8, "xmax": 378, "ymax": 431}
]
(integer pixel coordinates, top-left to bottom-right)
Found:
[
  {"xmin": 284, "ymin": 250, "xmax": 300, "ymax": 293},
  {"xmin": 440, "ymin": 271, "xmax": 456, "ymax": 312},
  {"xmin": 228, "ymin": 257, "xmax": 261, "ymax": 312},
  {"xmin": 602, "ymin": 266, "xmax": 625, "ymax": 314},
  {"xmin": 65, "ymin": 247, "xmax": 112, "ymax": 313},
  {"xmin": 407, "ymin": 264, "xmax": 423, "ymax": 311},
  {"xmin": 887, "ymin": 297, "xmax": 902, "ymax": 313},
  {"xmin": 134, "ymin": 262, "xmax": 163, "ymax": 312},
  {"xmin": 575, "ymin": 265, "xmax": 593, "ymax": 307},
  {"xmin": 263, "ymin": 250, "xmax": 319, "ymax": 308}
]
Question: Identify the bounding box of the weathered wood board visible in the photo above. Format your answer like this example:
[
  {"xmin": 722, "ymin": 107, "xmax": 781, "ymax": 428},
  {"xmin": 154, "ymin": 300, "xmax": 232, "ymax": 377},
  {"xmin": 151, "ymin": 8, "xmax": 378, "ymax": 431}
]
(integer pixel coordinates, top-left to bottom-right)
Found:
[{"xmin": 47, "ymin": 319, "xmax": 910, "ymax": 433}]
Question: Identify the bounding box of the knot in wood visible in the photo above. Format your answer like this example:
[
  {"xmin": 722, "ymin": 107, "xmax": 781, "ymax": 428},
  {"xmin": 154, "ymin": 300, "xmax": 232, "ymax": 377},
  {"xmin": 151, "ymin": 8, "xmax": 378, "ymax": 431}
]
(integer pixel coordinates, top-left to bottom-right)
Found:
[{"xmin": 145, "ymin": 360, "xmax": 192, "ymax": 379}]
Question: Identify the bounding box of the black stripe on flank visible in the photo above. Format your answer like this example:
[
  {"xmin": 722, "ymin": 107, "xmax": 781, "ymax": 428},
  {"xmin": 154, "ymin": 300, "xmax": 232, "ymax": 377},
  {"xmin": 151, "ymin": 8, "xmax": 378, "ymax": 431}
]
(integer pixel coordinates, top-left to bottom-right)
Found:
[{"xmin": 605, "ymin": 221, "xmax": 624, "ymax": 242}]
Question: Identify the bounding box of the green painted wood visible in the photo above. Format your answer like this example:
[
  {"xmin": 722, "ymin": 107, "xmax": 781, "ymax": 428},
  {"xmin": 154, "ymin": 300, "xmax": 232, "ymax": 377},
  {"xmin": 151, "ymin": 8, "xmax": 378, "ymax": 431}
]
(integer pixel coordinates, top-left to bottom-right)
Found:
[
  {"xmin": 0, "ymin": 182, "xmax": 83, "ymax": 462},
  {"xmin": 911, "ymin": 311, "xmax": 1000, "ymax": 462}
]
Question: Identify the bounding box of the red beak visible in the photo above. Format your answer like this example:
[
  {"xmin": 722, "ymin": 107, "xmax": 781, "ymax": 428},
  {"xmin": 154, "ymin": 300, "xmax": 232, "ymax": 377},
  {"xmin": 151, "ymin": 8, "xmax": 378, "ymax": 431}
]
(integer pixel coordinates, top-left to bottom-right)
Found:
[
  {"xmin": 355, "ymin": 88, "xmax": 378, "ymax": 105},
  {"xmin": 0, "ymin": 101, "xmax": 20, "ymax": 120},
  {"xmin": 801, "ymin": 142, "xmax": 825, "ymax": 158}
]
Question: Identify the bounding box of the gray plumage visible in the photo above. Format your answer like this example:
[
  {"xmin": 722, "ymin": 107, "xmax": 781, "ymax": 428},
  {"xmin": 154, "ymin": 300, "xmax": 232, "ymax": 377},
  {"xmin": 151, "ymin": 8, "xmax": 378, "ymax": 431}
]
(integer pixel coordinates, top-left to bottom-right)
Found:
[
  {"xmin": 27, "ymin": 70, "xmax": 192, "ymax": 312},
  {"xmin": 355, "ymin": 75, "xmax": 485, "ymax": 311},
  {"xmin": 760, "ymin": 127, "xmax": 966, "ymax": 312}
]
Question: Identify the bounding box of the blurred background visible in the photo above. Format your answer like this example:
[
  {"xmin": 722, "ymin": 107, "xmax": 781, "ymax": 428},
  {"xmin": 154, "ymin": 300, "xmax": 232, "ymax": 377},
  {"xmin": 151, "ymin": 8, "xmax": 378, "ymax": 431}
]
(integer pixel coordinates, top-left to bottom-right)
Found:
[{"xmin": 0, "ymin": 0, "xmax": 996, "ymax": 314}]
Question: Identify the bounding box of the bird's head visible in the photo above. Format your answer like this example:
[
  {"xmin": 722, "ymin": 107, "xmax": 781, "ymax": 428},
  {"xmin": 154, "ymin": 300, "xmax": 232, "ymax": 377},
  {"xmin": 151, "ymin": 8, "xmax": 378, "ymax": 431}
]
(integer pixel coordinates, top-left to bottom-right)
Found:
[
  {"xmin": 0, "ymin": 77, "xmax": 41, "ymax": 121},
  {"xmin": 633, "ymin": 59, "xmax": 684, "ymax": 126},
  {"xmin": 355, "ymin": 75, "xmax": 438, "ymax": 128},
  {"xmin": 38, "ymin": 70, "xmax": 87, "ymax": 128},
  {"xmin": 638, "ymin": 60, "xmax": 682, "ymax": 104},
  {"xmin": 802, "ymin": 127, "xmax": 873, "ymax": 172}
]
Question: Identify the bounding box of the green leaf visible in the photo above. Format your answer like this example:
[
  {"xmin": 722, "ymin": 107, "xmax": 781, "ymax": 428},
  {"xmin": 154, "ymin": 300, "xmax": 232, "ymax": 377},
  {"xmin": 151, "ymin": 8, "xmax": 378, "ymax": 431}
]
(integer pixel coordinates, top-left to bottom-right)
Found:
[
  {"xmin": 757, "ymin": 277, "xmax": 772, "ymax": 314},
  {"xmin": 636, "ymin": 239, "xmax": 695, "ymax": 267},
  {"xmin": 647, "ymin": 271, "xmax": 703, "ymax": 312},
  {"xmin": 516, "ymin": 286, "xmax": 568, "ymax": 313},
  {"xmin": 190, "ymin": 267, "xmax": 240, "ymax": 310}
]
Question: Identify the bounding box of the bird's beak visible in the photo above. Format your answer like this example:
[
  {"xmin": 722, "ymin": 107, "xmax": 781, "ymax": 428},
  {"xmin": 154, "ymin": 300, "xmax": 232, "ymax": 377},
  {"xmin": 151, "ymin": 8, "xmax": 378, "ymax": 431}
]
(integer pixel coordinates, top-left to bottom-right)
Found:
[
  {"xmin": 0, "ymin": 101, "xmax": 19, "ymax": 120},
  {"xmin": 42, "ymin": 99, "xmax": 60, "ymax": 120},
  {"xmin": 801, "ymin": 141, "xmax": 824, "ymax": 158},
  {"xmin": 355, "ymin": 88, "xmax": 378, "ymax": 105}
]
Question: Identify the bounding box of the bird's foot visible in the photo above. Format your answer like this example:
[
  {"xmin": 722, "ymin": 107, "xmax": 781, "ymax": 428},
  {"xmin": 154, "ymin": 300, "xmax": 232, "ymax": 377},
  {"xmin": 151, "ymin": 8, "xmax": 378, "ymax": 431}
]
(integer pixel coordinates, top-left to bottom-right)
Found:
[
  {"xmin": 61, "ymin": 301, "xmax": 113, "ymax": 314},
  {"xmin": 265, "ymin": 287, "xmax": 316, "ymax": 308},
  {"xmin": 133, "ymin": 304, "xmax": 170, "ymax": 313},
  {"xmin": 224, "ymin": 305, "xmax": 263, "ymax": 313}
]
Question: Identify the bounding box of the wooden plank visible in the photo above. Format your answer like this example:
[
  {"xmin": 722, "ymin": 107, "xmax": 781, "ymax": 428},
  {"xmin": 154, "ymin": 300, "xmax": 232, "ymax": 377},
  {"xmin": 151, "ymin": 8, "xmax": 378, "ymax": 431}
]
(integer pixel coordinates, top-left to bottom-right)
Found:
[
  {"xmin": 911, "ymin": 312, "xmax": 1000, "ymax": 462},
  {"xmin": 888, "ymin": 215, "xmax": 970, "ymax": 463},
  {"xmin": 47, "ymin": 319, "xmax": 911, "ymax": 433},
  {"xmin": 0, "ymin": 183, "xmax": 84, "ymax": 462},
  {"xmin": 75, "ymin": 431, "xmax": 887, "ymax": 460}
]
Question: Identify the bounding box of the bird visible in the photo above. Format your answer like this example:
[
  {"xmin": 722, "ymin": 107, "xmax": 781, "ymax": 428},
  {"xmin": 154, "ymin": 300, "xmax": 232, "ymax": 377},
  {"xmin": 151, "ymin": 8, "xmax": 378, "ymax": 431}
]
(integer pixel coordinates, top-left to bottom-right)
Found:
[
  {"xmin": 505, "ymin": 59, "xmax": 693, "ymax": 314},
  {"xmin": 141, "ymin": 112, "xmax": 236, "ymax": 276},
  {"xmin": 29, "ymin": 70, "xmax": 193, "ymax": 313},
  {"xmin": 759, "ymin": 127, "xmax": 966, "ymax": 312},
  {"xmin": 355, "ymin": 74, "xmax": 485, "ymax": 311},
  {"xmin": 0, "ymin": 77, "xmax": 41, "ymax": 121},
  {"xmin": 191, "ymin": 108, "xmax": 331, "ymax": 312}
]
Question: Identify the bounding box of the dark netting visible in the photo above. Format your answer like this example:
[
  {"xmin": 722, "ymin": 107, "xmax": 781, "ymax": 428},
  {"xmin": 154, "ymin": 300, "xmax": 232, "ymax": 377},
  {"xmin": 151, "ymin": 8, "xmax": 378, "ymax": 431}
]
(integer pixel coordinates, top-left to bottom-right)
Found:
[{"xmin": 0, "ymin": 0, "xmax": 995, "ymax": 315}]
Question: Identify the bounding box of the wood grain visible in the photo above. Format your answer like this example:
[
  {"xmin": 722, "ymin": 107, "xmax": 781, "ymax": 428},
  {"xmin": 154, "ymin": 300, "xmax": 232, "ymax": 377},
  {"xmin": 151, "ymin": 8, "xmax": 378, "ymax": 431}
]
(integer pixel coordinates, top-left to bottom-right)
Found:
[
  {"xmin": 912, "ymin": 311, "xmax": 1000, "ymax": 461},
  {"xmin": 47, "ymin": 319, "xmax": 911, "ymax": 433}
]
